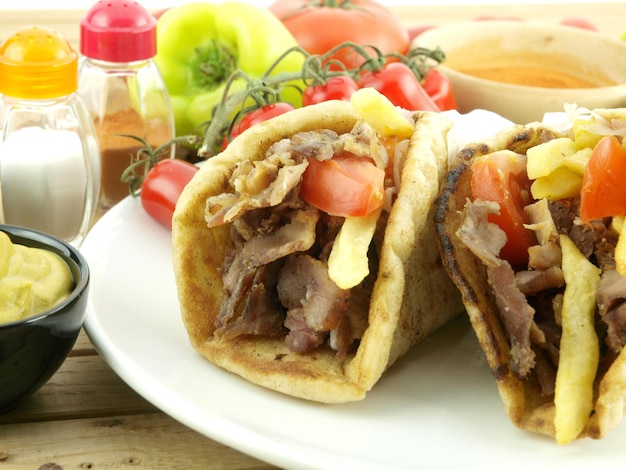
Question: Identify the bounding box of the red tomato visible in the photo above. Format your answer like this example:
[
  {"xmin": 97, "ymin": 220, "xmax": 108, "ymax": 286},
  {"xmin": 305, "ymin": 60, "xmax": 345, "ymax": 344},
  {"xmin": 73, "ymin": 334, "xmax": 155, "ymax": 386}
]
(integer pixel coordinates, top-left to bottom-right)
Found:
[
  {"xmin": 470, "ymin": 152, "xmax": 536, "ymax": 267},
  {"xmin": 268, "ymin": 0, "xmax": 410, "ymax": 69},
  {"xmin": 223, "ymin": 103, "xmax": 295, "ymax": 150},
  {"xmin": 302, "ymin": 76, "xmax": 360, "ymax": 106},
  {"xmin": 358, "ymin": 62, "xmax": 440, "ymax": 111},
  {"xmin": 559, "ymin": 17, "xmax": 598, "ymax": 31},
  {"xmin": 300, "ymin": 153, "xmax": 385, "ymax": 217},
  {"xmin": 580, "ymin": 135, "xmax": 626, "ymax": 223},
  {"xmin": 422, "ymin": 68, "xmax": 458, "ymax": 111},
  {"xmin": 141, "ymin": 159, "xmax": 199, "ymax": 229}
]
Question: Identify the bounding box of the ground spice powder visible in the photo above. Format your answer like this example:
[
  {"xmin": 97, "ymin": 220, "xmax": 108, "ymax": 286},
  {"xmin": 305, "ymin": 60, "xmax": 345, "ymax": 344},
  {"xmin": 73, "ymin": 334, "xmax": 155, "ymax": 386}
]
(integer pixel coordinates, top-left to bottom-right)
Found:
[
  {"xmin": 457, "ymin": 66, "xmax": 600, "ymax": 89},
  {"xmin": 94, "ymin": 107, "xmax": 172, "ymax": 215}
]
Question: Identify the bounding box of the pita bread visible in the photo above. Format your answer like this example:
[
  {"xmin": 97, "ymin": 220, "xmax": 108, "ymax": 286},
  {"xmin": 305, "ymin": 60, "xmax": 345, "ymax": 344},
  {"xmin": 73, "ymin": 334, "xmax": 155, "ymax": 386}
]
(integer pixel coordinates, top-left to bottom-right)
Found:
[
  {"xmin": 172, "ymin": 100, "xmax": 463, "ymax": 403},
  {"xmin": 435, "ymin": 117, "xmax": 626, "ymax": 440}
]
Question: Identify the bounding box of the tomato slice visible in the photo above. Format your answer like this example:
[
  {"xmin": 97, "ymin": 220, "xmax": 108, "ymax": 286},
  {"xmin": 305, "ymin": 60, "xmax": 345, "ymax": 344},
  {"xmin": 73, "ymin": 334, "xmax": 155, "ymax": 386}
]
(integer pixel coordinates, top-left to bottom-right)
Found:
[
  {"xmin": 300, "ymin": 153, "xmax": 385, "ymax": 217},
  {"xmin": 470, "ymin": 151, "xmax": 536, "ymax": 267},
  {"xmin": 580, "ymin": 135, "xmax": 626, "ymax": 223}
]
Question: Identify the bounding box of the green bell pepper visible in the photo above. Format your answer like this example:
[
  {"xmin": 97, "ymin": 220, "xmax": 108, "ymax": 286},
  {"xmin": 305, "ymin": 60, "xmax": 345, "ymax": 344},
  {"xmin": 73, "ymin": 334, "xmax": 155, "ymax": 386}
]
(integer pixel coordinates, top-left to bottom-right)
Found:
[{"xmin": 155, "ymin": 1, "xmax": 305, "ymax": 137}]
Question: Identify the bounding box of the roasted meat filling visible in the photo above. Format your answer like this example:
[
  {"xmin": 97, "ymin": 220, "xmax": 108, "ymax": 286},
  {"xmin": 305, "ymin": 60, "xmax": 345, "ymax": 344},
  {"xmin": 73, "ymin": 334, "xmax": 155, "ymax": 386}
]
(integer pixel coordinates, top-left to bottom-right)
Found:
[
  {"xmin": 205, "ymin": 121, "xmax": 397, "ymax": 358},
  {"xmin": 458, "ymin": 197, "xmax": 626, "ymax": 395}
]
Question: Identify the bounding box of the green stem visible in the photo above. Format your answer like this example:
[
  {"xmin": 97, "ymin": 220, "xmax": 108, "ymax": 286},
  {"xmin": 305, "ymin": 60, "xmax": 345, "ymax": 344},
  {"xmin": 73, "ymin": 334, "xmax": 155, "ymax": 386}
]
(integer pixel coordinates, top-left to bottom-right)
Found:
[
  {"xmin": 120, "ymin": 40, "xmax": 446, "ymax": 196},
  {"xmin": 196, "ymin": 42, "xmax": 445, "ymax": 158},
  {"xmin": 120, "ymin": 134, "xmax": 202, "ymax": 196}
]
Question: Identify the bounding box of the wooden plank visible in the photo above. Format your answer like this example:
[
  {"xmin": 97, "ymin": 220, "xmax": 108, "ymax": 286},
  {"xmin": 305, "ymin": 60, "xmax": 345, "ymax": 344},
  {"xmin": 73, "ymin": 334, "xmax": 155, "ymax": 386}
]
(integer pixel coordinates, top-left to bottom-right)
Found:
[
  {"xmin": 70, "ymin": 328, "xmax": 98, "ymax": 355},
  {"xmin": 0, "ymin": 354, "xmax": 157, "ymax": 425},
  {"xmin": 0, "ymin": 413, "xmax": 276, "ymax": 469}
]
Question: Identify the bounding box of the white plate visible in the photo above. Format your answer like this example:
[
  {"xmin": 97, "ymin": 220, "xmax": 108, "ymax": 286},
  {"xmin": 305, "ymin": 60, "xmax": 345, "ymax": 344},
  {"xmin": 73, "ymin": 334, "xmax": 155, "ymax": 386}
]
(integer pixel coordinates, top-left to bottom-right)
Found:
[{"xmin": 82, "ymin": 196, "xmax": 626, "ymax": 470}]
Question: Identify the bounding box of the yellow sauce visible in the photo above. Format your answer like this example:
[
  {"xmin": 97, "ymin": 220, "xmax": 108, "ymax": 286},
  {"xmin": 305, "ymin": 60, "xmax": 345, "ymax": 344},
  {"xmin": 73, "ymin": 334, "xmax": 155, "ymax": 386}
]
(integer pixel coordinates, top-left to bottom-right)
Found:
[{"xmin": 0, "ymin": 231, "xmax": 73, "ymax": 323}]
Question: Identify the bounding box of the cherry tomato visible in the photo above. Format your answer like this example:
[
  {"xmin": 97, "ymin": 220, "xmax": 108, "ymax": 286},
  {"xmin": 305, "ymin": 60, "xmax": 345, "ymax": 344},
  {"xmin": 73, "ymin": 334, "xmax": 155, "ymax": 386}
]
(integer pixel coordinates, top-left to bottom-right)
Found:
[
  {"xmin": 269, "ymin": 0, "xmax": 410, "ymax": 69},
  {"xmin": 422, "ymin": 68, "xmax": 458, "ymax": 111},
  {"xmin": 559, "ymin": 17, "xmax": 598, "ymax": 31},
  {"xmin": 470, "ymin": 152, "xmax": 536, "ymax": 267},
  {"xmin": 300, "ymin": 153, "xmax": 385, "ymax": 217},
  {"xmin": 141, "ymin": 159, "xmax": 199, "ymax": 229},
  {"xmin": 223, "ymin": 103, "xmax": 295, "ymax": 150},
  {"xmin": 358, "ymin": 62, "xmax": 440, "ymax": 111},
  {"xmin": 302, "ymin": 76, "xmax": 360, "ymax": 106},
  {"xmin": 580, "ymin": 135, "xmax": 626, "ymax": 223}
]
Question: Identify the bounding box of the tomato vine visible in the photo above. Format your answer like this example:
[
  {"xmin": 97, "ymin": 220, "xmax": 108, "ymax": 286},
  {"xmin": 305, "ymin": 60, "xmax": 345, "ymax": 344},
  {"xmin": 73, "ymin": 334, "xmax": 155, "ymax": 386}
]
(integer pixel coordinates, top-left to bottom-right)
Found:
[
  {"xmin": 197, "ymin": 41, "xmax": 446, "ymax": 158},
  {"xmin": 121, "ymin": 40, "xmax": 446, "ymax": 195}
]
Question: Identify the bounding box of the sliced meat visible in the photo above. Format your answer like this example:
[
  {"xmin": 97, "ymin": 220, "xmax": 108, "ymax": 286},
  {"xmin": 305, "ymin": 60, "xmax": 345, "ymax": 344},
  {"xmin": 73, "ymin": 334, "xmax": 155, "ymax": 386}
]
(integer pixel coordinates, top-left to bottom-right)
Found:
[
  {"xmin": 343, "ymin": 120, "xmax": 389, "ymax": 170},
  {"xmin": 290, "ymin": 129, "xmax": 343, "ymax": 161},
  {"xmin": 284, "ymin": 308, "xmax": 326, "ymax": 353},
  {"xmin": 456, "ymin": 199, "xmax": 508, "ymax": 267},
  {"xmin": 458, "ymin": 199, "xmax": 537, "ymax": 377},
  {"xmin": 205, "ymin": 143, "xmax": 309, "ymax": 227},
  {"xmin": 216, "ymin": 203, "xmax": 319, "ymax": 330},
  {"xmin": 515, "ymin": 266, "xmax": 564, "ymax": 296},
  {"xmin": 525, "ymin": 198, "xmax": 559, "ymax": 245},
  {"xmin": 329, "ymin": 270, "xmax": 372, "ymax": 361},
  {"xmin": 527, "ymin": 240, "xmax": 561, "ymax": 271},
  {"xmin": 598, "ymin": 269, "xmax": 626, "ymax": 351},
  {"xmin": 238, "ymin": 206, "xmax": 319, "ymax": 268},
  {"xmin": 533, "ymin": 346, "xmax": 557, "ymax": 396},
  {"xmin": 216, "ymin": 257, "xmax": 257, "ymax": 328},
  {"xmin": 548, "ymin": 199, "xmax": 611, "ymax": 260},
  {"xmin": 277, "ymin": 254, "xmax": 350, "ymax": 332},
  {"xmin": 488, "ymin": 263, "xmax": 537, "ymax": 378},
  {"xmin": 595, "ymin": 228, "xmax": 619, "ymax": 272},
  {"xmin": 215, "ymin": 261, "xmax": 286, "ymax": 339}
]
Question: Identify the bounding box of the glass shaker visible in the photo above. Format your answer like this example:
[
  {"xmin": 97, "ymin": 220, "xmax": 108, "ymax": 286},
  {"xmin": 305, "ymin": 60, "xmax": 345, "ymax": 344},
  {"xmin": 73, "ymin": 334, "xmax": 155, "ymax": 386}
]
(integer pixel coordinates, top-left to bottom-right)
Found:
[
  {"xmin": 79, "ymin": 0, "xmax": 175, "ymax": 218},
  {"xmin": 0, "ymin": 26, "xmax": 101, "ymax": 247}
]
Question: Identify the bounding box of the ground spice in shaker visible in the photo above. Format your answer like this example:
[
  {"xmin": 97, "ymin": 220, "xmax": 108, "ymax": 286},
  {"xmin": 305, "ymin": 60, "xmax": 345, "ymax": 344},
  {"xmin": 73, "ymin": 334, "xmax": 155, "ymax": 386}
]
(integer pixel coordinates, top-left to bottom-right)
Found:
[
  {"xmin": 94, "ymin": 107, "xmax": 172, "ymax": 210},
  {"xmin": 79, "ymin": 0, "xmax": 175, "ymax": 217}
]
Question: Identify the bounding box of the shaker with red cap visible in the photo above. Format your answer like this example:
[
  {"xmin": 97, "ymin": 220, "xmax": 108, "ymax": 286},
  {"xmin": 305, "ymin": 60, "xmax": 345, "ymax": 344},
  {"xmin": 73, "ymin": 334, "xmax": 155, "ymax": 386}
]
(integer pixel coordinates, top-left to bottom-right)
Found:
[{"xmin": 79, "ymin": 0, "xmax": 174, "ymax": 217}]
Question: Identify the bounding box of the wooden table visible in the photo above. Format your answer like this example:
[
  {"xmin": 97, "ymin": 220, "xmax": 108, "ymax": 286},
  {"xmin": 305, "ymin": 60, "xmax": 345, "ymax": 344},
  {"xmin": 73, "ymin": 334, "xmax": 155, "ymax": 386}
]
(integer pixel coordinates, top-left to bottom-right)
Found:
[{"xmin": 1, "ymin": 3, "xmax": 625, "ymax": 469}]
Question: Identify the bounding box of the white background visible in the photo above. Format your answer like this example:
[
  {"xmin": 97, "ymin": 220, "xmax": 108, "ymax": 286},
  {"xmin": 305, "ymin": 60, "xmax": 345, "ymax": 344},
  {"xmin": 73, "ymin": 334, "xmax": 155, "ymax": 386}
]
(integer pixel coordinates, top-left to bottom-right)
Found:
[{"xmin": 4, "ymin": 0, "xmax": 622, "ymax": 10}]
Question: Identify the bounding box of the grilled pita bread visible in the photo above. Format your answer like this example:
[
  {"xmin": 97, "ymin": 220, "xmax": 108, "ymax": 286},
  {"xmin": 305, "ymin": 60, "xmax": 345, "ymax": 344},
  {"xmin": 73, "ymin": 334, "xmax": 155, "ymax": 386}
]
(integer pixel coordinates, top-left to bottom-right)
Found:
[
  {"xmin": 435, "ymin": 119, "xmax": 626, "ymax": 440},
  {"xmin": 172, "ymin": 100, "xmax": 463, "ymax": 403}
]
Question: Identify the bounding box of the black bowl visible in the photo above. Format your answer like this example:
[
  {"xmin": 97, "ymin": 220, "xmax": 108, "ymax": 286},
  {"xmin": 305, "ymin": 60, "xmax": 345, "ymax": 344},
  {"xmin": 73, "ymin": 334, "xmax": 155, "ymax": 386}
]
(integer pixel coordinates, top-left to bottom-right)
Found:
[{"xmin": 0, "ymin": 224, "xmax": 90, "ymax": 414}]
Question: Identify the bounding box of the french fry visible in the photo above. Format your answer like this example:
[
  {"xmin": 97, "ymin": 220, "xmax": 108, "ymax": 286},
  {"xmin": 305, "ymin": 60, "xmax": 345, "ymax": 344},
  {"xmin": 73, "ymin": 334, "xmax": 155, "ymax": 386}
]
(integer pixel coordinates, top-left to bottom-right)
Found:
[
  {"xmin": 350, "ymin": 87, "xmax": 414, "ymax": 139},
  {"xmin": 554, "ymin": 234, "xmax": 601, "ymax": 445},
  {"xmin": 328, "ymin": 209, "xmax": 381, "ymax": 289}
]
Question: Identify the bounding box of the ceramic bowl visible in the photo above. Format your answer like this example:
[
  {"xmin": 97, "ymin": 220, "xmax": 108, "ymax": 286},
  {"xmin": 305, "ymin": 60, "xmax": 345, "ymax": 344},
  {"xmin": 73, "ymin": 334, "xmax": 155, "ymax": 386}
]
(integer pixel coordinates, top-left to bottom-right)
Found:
[
  {"xmin": 0, "ymin": 224, "xmax": 90, "ymax": 414},
  {"xmin": 414, "ymin": 20, "xmax": 626, "ymax": 123}
]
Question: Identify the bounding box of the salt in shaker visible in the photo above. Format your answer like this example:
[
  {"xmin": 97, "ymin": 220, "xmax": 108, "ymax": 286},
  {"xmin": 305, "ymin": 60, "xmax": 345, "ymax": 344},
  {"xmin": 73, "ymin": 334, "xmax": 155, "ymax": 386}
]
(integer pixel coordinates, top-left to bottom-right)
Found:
[{"xmin": 0, "ymin": 26, "xmax": 101, "ymax": 247}]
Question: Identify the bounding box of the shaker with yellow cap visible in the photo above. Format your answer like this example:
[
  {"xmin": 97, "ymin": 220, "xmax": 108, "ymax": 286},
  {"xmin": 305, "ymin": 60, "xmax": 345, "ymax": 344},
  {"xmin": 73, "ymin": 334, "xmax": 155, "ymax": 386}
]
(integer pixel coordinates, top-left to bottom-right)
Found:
[{"xmin": 0, "ymin": 26, "xmax": 101, "ymax": 247}]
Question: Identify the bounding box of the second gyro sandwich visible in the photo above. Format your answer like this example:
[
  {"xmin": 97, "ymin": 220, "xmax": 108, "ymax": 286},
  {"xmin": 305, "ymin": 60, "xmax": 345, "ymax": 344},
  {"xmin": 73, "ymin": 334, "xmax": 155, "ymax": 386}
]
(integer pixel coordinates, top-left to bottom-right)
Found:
[{"xmin": 436, "ymin": 108, "xmax": 626, "ymax": 443}]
